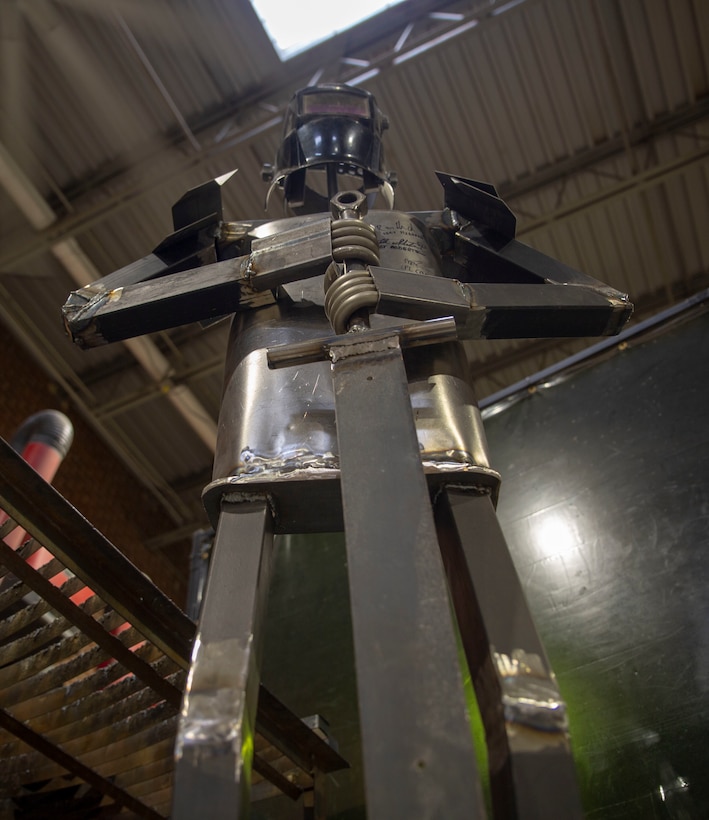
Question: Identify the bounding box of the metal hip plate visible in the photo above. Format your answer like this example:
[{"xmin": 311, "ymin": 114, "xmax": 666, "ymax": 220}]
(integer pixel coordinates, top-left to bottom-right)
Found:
[{"xmin": 205, "ymin": 211, "xmax": 500, "ymax": 532}]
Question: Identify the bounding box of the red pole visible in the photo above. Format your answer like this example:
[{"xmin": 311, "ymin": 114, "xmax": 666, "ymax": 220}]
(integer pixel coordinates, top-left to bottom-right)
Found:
[
  {"xmin": 2, "ymin": 411, "xmax": 139, "ymax": 667},
  {"xmin": 1, "ymin": 410, "xmax": 92, "ymax": 603}
]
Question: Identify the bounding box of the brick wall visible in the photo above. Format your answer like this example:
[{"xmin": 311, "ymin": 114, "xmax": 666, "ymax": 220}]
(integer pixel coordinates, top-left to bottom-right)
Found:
[{"xmin": 0, "ymin": 320, "xmax": 188, "ymax": 607}]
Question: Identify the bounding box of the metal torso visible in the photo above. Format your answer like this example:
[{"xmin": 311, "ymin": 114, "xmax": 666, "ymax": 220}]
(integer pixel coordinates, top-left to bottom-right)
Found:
[{"xmin": 203, "ymin": 210, "xmax": 499, "ymax": 531}]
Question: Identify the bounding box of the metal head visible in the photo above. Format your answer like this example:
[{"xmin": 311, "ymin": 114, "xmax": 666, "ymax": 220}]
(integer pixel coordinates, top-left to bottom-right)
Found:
[{"xmin": 263, "ymin": 84, "xmax": 396, "ymax": 214}]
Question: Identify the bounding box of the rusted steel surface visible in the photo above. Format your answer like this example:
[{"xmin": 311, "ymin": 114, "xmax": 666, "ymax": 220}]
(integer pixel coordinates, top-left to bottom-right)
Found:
[
  {"xmin": 0, "ymin": 541, "xmax": 175, "ymax": 818},
  {"xmin": 0, "ymin": 523, "xmax": 181, "ymax": 818},
  {"xmin": 0, "ymin": 434, "xmax": 348, "ymax": 816},
  {"xmin": 0, "ymin": 709, "xmax": 164, "ymax": 820},
  {"xmin": 0, "ymin": 538, "xmax": 183, "ymax": 707},
  {"xmin": 0, "ymin": 438, "xmax": 194, "ymax": 667}
]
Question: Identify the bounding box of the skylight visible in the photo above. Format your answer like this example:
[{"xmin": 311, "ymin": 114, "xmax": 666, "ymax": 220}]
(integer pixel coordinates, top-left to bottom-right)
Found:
[{"xmin": 250, "ymin": 0, "xmax": 407, "ymax": 60}]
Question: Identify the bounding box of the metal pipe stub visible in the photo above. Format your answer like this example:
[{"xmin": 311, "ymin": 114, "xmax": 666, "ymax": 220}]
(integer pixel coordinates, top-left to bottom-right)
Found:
[
  {"xmin": 266, "ymin": 316, "xmax": 459, "ymax": 370},
  {"xmin": 324, "ymin": 191, "xmax": 380, "ymax": 333}
]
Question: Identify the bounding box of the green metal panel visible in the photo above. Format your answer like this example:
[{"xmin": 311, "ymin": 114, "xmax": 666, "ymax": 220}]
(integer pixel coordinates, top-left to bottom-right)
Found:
[{"xmin": 255, "ymin": 303, "xmax": 709, "ymax": 818}]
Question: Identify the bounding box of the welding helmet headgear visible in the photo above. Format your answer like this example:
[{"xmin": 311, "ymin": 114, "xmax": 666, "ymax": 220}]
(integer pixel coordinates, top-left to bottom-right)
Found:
[{"xmin": 263, "ymin": 84, "xmax": 396, "ymax": 213}]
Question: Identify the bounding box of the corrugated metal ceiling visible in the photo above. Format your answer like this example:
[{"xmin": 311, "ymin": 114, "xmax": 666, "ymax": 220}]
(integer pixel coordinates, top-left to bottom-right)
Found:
[{"xmin": 1, "ymin": 0, "xmax": 707, "ymax": 551}]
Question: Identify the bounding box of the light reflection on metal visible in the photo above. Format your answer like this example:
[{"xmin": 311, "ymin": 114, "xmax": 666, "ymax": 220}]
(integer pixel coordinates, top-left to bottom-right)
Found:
[
  {"xmin": 207, "ymin": 207, "xmax": 500, "ymax": 535},
  {"xmin": 56, "ymin": 81, "xmax": 635, "ymax": 815},
  {"xmin": 494, "ymin": 649, "xmax": 568, "ymax": 733},
  {"xmin": 534, "ymin": 512, "xmax": 579, "ymax": 558}
]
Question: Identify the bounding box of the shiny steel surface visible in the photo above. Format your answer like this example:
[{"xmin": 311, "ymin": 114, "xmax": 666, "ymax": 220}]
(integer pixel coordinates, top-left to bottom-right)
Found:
[
  {"xmin": 331, "ymin": 333, "xmax": 486, "ymax": 819},
  {"xmin": 436, "ymin": 489, "xmax": 583, "ymax": 819},
  {"xmin": 0, "ymin": 0, "xmax": 704, "ymax": 552},
  {"xmin": 173, "ymin": 500, "xmax": 274, "ymax": 818},
  {"xmin": 207, "ymin": 210, "xmax": 496, "ymax": 528},
  {"xmin": 252, "ymin": 304, "xmax": 709, "ymax": 819},
  {"xmin": 0, "ymin": 437, "xmax": 348, "ymax": 814}
]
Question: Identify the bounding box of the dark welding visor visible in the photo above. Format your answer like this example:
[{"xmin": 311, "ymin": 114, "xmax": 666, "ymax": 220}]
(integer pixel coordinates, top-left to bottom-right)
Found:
[{"xmin": 264, "ymin": 85, "xmax": 395, "ymax": 213}]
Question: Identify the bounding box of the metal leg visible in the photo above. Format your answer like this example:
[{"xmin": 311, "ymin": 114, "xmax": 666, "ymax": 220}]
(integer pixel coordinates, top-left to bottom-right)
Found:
[
  {"xmin": 435, "ymin": 488, "xmax": 583, "ymax": 819},
  {"xmin": 302, "ymin": 770, "xmax": 327, "ymax": 820},
  {"xmin": 172, "ymin": 499, "xmax": 274, "ymax": 819},
  {"xmin": 330, "ymin": 334, "xmax": 487, "ymax": 819}
]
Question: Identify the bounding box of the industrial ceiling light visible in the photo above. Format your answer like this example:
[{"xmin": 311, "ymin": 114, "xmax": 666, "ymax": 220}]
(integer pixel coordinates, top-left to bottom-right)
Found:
[{"xmin": 250, "ymin": 0, "xmax": 406, "ymax": 60}]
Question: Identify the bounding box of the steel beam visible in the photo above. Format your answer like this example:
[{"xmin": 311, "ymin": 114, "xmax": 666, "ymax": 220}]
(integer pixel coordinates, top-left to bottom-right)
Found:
[
  {"xmin": 330, "ymin": 332, "xmax": 486, "ymax": 819},
  {"xmin": 0, "ymin": 435, "xmax": 195, "ymax": 668},
  {"xmin": 172, "ymin": 499, "xmax": 274, "ymax": 818},
  {"xmin": 2, "ymin": 93, "xmax": 708, "ymax": 276},
  {"xmin": 0, "ymin": 434, "xmax": 350, "ymax": 786},
  {"xmin": 435, "ymin": 488, "xmax": 583, "ymax": 819},
  {"xmin": 0, "ymin": 708, "xmax": 163, "ymax": 820}
]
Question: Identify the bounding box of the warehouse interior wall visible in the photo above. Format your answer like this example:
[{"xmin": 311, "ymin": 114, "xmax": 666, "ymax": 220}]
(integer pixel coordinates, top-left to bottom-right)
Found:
[{"xmin": 0, "ymin": 320, "xmax": 189, "ymax": 608}]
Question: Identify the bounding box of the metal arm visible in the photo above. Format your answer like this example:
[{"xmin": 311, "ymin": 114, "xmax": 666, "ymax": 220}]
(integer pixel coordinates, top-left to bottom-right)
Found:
[
  {"xmin": 368, "ymin": 264, "xmax": 631, "ymax": 338},
  {"xmin": 63, "ymin": 217, "xmax": 333, "ymax": 347},
  {"xmin": 61, "ymin": 170, "xmax": 632, "ymax": 348}
]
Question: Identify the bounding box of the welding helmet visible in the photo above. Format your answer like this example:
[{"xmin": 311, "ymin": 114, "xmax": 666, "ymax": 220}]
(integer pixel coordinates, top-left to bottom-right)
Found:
[{"xmin": 263, "ymin": 84, "xmax": 396, "ymax": 214}]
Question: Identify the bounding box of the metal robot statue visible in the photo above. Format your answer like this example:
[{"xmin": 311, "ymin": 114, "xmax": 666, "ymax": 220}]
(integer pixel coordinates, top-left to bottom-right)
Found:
[{"xmin": 63, "ymin": 84, "xmax": 632, "ymax": 820}]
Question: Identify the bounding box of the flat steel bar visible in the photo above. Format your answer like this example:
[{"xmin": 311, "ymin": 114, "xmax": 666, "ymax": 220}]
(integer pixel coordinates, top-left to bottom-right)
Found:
[
  {"xmin": 0, "ymin": 641, "xmax": 161, "ymax": 711},
  {"xmin": 434, "ymin": 488, "xmax": 583, "ymax": 819},
  {"xmin": 0, "ymin": 611, "xmax": 75, "ymax": 667},
  {"xmin": 0, "ymin": 596, "xmax": 53, "ymax": 640},
  {"xmin": 61, "ymin": 218, "xmax": 332, "ymax": 348},
  {"xmin": 252, "ymin": 755, "xmax": 302, "ymax": 801},
  {"xmin": 0, "ymin": 576, "xmax": 30, "ymax": 610},
  {"xmin": 0, "ymin": 435, "xmax": 195, "ymax": 667},
  {"xmin": 0, "ymin": 627, "xmax": 94, "ymax": 690},
  {"xmin": 254, "ymin": 688, "xmax": 348, "ymax": 775},
  {"xmin": 0, "ymin": 706, "xmax": 175, "ymax": 771},
  {"xmin": 63, "ymin": 258, "xmax": 254, "ymax": 348},
  {"xmin": 1, "ymin": 436, "xmax": 342, "ymax": 799},
  {"xmin": 172, "ymin": 500, "xmax": 274, "ymax": 819},
  {"xmin": 51, "ymin": 701, "xmax": 175, "ymax": 755},
  {"xmin": 11, "ymin": 662, "xmax": 180, "ymax": 728},
  {"xmin": 0, "ymin": 537, "xmax": 182, "ymax": 708},
  {"xmin": 0, "ymin": 708, "xmax": 163, "ymax": 820},
  {"xmin": 0, "ymin": 517, "xmax": 17, "ymax": 539},
  {"xmin": 25, "ymin": 678, "xmax": 174, "ymax": 739},
  {"xmin": 368, "ymin": 266, "xmax": 631, "ymax": 340},
  {"xmin": 7, "ymin": 717, "xmax": 178, "ymax": 785},
  {"xmin": 330, "ymin": 333, "xmax": 486, "ymax": 819},
  {"xmin": 267, "ymin": 316, "xmax": 457, "ymax": 370}
]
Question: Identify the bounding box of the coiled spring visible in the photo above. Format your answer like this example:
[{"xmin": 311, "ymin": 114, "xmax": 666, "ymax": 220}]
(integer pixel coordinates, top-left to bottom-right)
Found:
[
  {"xmin": 325, "ymin": 270, "xmax": 379, "ymax": 334},
  {"xmin": 331, "ymin": 219, "xmax": 380, "ymax": 266},
  {"xmin": 325, "ymin": 219, "xmax": 381, "ymax": 333}
]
